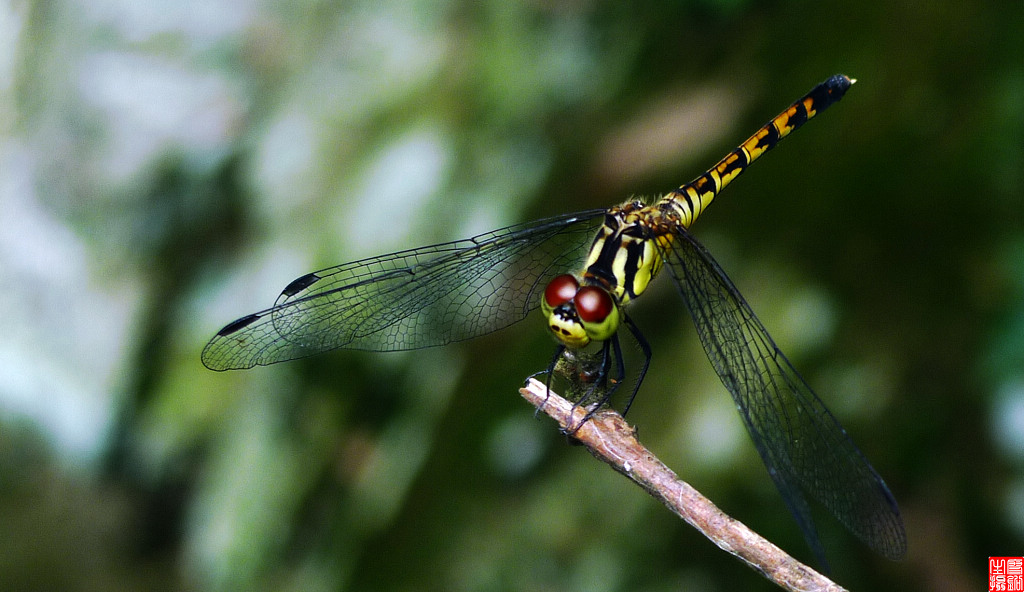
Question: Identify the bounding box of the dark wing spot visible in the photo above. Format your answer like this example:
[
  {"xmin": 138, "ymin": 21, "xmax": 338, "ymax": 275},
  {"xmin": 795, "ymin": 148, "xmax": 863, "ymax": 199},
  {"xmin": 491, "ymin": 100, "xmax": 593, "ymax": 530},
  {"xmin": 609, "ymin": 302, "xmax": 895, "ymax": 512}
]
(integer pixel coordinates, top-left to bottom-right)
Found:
[
  {"xmin": 282, "ymin": 272, "xmax": 321, "ymax": 297},
  {"xmin": 217, "ymin": 313, "xmax": 262, "ymax": 336}
]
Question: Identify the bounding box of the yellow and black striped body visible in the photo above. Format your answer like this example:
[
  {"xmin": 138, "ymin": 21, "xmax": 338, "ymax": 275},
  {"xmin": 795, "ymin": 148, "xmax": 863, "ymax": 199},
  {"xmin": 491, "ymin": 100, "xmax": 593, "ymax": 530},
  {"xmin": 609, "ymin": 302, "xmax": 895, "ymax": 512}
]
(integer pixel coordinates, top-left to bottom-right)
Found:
[{"xmin": 546, "ymin": 75, "xmax": 853, "ymax": 348}]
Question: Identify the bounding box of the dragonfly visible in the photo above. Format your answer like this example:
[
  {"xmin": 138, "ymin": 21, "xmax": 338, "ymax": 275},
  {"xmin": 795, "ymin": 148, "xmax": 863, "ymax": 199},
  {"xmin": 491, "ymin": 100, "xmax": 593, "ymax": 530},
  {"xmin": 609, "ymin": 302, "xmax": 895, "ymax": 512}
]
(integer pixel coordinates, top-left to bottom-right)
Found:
[{"xmin": 202, "ymin": 74, "xmax": 906, "ymax": 568}]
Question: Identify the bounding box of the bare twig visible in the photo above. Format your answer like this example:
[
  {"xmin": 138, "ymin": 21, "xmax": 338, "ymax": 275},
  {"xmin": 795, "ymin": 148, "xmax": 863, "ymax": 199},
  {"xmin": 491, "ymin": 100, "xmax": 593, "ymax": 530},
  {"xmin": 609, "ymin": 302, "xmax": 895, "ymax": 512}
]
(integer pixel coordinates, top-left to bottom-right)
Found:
[{"xmin": 519, "ymin": 378, "xmax": 847, "ymax": 592}]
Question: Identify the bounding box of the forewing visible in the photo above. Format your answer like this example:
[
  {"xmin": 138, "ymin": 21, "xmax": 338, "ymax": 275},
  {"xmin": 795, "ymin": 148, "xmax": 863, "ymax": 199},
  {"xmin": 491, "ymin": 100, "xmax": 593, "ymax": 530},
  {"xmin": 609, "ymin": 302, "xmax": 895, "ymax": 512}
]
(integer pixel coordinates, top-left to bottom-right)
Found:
[
  {"xmin": 661, "ymin": 228, "xmax": 907, "ymax": 564},
  {"xmin": 202, "ymin": 210, "xmax": 606, "ymax": 370}
]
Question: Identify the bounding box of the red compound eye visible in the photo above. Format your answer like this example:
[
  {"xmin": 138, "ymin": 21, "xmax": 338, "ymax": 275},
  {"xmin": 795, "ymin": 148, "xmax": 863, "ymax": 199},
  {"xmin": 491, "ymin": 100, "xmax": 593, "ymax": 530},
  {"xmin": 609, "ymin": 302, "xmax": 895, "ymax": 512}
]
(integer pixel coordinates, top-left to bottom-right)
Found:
[
  {"xmin": 544, "ymin": 274, "xmax": 579, "ymax": 308},
  {"xmin": 574, "ymin": 286, "xmax": 614, "ymax": 324}
]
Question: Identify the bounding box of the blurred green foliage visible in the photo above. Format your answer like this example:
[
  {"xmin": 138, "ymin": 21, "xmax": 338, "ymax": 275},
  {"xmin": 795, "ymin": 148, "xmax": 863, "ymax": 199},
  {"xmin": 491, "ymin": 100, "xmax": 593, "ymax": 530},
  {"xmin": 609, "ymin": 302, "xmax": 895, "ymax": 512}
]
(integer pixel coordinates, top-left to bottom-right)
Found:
[{"xmin": 1, "ymin": 0, "xmax": 1022, "ymax": 591}]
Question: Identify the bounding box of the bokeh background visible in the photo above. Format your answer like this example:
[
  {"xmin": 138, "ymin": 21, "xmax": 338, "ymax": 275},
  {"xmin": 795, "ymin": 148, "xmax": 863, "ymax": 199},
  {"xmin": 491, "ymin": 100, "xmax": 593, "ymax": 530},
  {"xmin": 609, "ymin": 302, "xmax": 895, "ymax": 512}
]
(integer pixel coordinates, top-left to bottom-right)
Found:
[{"xmin": 2, "ymin": 0, "xmax": 1021, "ymax": 590}]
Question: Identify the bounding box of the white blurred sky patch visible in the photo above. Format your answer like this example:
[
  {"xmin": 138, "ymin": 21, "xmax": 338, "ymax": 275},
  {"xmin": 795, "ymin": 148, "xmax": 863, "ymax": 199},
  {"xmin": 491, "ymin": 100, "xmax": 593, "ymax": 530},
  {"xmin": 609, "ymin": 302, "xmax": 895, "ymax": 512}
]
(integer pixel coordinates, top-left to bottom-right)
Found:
[
  {"xmin": 340, "ymin": 125, "xmax": 452, "ymax": 256},
  {"xmin": 250, "ymin": 107, "xmax": 319, "ymax": 217},
  {"xmin": 76, "ymin": 51, "xmax": 245, "ymax": 184},
  {"xmin": 0, "ymin": 141, "xmax": 142, "ymax": 467},
  {"xmin": 75, "ymin": 0, "xmax": 256, "ymax": 48}
]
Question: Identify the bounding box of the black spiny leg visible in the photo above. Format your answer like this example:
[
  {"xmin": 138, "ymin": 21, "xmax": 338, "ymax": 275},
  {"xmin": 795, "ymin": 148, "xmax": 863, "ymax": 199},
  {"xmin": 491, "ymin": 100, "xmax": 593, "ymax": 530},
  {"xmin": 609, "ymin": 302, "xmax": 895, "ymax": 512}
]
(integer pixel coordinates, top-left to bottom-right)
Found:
[
  {"xmin": 567, "ymin": 336, "xmax": 627, "ymax": 433},
  {"xmin": 532, "ymin": 344, "xmax": 568, "ymax": 418},
  {"xmin": 620, "ymin": 314, "xmax": 652, "ymax": 417}
]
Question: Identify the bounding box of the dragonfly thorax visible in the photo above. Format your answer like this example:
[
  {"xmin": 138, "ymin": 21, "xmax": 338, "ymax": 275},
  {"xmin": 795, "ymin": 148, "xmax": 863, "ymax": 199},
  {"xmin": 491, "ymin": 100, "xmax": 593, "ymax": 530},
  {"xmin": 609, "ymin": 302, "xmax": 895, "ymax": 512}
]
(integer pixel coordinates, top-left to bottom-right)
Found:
[
  {"xmin": 576, "ymin": 202, "xmax": 673, "ymax": 306},
  {"xmin": 541, "ymin": 274, "xmax": 621, "ymax": 348},
  {"xmin": 541, "ymin": 203, "xmax": 672, "ymax": 350}
]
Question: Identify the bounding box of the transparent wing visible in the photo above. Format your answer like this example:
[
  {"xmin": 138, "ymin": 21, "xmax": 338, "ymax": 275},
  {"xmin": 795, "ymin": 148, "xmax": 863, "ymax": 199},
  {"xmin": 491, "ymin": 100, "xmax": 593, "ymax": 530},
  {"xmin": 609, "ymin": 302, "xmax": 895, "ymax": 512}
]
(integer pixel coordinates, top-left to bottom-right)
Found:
[
  {"xmin": 661, "ymin": 228, "xmax": 907, "ymax": 566},
  {"xmin": 202, "ymin": 210, "xmax": 607, "ymax": 370}
]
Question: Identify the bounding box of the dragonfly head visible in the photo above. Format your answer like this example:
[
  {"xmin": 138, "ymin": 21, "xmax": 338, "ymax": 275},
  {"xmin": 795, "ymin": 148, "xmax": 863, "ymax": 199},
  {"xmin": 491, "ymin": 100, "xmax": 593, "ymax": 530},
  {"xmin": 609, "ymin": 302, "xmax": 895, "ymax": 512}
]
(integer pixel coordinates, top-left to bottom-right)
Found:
[{"xmin": 541, "ymin": 274, "xmax": 621, "ymax": 349}]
